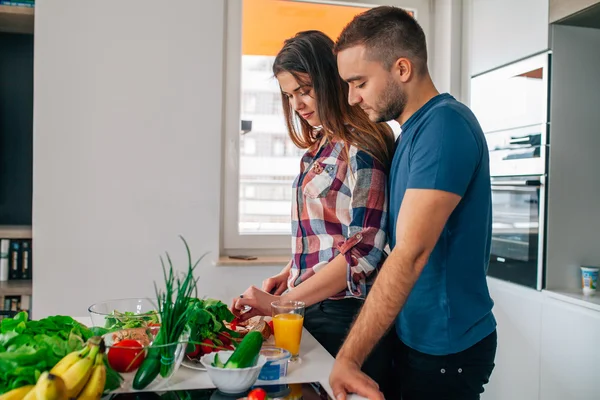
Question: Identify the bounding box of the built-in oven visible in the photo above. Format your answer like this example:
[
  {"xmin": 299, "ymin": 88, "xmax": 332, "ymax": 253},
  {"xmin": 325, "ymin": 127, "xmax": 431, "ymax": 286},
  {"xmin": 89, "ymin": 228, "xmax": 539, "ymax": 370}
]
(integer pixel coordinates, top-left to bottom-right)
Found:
[
  {"xmin": 490, "ymin": 176, "xmax": 545, "ymax": 290},
  {"xmin": 471, "ymin": 52, "xmax": 551, "ymax": 290}
]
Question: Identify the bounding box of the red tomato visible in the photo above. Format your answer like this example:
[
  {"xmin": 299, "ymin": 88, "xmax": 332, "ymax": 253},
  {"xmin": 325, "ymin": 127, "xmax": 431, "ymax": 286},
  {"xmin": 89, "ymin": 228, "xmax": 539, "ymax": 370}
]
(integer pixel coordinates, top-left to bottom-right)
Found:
[
  {"xmin": 148, "ymin": 323, "xmax": 161, "ymax": 337},
  {"xmin": 108, "ymin": 339, "xmax": 146, "ymax": 373},
  {"xmin": 247, "ymin": 388, "xmax": 267, "ymax": 400}
]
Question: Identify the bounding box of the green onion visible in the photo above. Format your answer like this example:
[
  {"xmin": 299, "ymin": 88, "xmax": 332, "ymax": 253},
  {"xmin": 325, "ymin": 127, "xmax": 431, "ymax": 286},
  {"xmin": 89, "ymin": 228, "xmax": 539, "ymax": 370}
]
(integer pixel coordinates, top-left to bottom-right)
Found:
[
  {"xmin": 133, "ymin": 236, "xmax": 204, "ymax": 387},
  {"xmin": 156, "ymin": 236, "xmax": 204, "ymax": 377}
]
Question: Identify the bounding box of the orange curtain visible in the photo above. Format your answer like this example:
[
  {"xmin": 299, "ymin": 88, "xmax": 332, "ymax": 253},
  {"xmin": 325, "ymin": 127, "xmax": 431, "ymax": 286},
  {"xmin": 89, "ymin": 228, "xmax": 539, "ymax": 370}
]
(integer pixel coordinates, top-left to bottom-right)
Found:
[{"xmin": 242, "ymin": 0, "xmax": 371, "ymax": 56}]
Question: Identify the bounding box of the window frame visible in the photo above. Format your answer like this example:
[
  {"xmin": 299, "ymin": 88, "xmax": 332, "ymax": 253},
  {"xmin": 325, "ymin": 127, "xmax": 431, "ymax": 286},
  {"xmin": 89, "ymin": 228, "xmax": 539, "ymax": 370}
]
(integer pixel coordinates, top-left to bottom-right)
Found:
[{"xmin": 221, "ymin": 0, "xmax": 415, "ymax": 257}]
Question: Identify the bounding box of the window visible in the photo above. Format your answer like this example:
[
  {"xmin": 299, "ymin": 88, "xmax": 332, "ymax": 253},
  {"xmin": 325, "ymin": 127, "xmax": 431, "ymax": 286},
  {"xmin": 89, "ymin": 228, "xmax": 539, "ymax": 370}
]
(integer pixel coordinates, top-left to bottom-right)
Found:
[
  {"xmin": 241, "ymin": 137, "xmax": 256, "ymax": 155},
  {"xmin": 273, "ymin": 138, "xmax": 285, "ymax": 157},
  {"xmin": 223, "ymin": 0, "xmax": 415, "ymax": 254}
]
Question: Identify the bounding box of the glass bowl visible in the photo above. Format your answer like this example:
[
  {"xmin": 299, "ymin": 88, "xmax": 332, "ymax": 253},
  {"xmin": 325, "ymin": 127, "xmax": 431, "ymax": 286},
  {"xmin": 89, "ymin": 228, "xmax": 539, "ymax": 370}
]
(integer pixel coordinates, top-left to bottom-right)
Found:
[
  {"xmin": 88, "ymin": 298, "xmax": 160, "ymax": 331},
  {"xmin": 103, "ymin": 328, "xmax": 189, "ymax": 391}
]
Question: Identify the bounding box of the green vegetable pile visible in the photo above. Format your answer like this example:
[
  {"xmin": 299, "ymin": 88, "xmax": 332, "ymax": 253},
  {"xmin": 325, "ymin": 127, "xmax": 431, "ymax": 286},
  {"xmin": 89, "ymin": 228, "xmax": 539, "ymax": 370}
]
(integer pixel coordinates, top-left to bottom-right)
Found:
[
  {"xmin": 0, "ymin": 311, "xmax": 94, "ymax": 394},
  {"xmin": 186, "ymin": 297, "xmax": 237, "ymax": 343},
  {"xmin": 104, "ymin": 310, "xmax": 160, "ymax": 331}
]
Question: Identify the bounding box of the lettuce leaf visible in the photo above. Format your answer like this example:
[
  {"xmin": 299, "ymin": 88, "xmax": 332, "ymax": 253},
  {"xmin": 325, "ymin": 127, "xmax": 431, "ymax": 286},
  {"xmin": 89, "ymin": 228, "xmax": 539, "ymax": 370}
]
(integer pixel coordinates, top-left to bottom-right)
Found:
[{"xmin": 0, "ymin": 312, "xmax": 90, "ymax": 395}]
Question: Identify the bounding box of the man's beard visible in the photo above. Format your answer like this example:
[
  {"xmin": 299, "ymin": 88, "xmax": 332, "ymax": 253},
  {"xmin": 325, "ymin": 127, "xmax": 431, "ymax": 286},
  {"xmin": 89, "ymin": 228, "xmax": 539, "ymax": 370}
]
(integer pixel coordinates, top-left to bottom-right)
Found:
[{"xmin": 373, "ymin": 79, "xmax": 407, "ymax": 123}]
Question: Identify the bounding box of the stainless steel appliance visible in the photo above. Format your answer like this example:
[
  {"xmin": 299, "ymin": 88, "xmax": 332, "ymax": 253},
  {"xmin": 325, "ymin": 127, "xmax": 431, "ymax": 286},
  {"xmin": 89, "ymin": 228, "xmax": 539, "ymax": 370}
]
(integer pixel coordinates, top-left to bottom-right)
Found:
[{"xmin": 471, "ymin": 52, "xmax": 550, "ymax": 290}]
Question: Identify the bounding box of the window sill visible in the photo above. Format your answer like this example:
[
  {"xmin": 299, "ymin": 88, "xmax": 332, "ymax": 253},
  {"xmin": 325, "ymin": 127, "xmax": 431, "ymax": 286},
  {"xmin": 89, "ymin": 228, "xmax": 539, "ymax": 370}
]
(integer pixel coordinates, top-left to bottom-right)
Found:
[{"xmin": 216, "ymin": 256, "xmax": 289, "ymax": 267}]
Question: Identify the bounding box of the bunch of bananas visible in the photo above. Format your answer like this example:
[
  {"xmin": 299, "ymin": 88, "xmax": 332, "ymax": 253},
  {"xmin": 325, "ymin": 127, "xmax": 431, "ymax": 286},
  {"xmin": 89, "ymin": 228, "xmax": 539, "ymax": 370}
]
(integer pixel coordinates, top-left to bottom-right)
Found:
[{"xmin": 0, "ymin": 337, "xmax": 107, "ymax": 400}]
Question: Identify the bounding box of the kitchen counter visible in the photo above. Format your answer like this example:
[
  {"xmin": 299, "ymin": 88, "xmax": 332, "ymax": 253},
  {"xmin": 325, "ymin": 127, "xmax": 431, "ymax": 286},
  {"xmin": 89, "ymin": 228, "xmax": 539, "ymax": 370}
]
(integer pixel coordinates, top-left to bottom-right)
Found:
[{"xmin": 74, "ymin": 317, "xmax": 367, "ymax": 399}]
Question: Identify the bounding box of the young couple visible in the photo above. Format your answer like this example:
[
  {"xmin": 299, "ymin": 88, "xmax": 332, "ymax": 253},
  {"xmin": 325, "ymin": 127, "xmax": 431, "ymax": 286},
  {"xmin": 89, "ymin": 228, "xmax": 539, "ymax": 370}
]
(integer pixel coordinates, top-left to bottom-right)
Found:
[{"xmin": 231, "ymin": 6, "xmax": 497, "ymax": 400}]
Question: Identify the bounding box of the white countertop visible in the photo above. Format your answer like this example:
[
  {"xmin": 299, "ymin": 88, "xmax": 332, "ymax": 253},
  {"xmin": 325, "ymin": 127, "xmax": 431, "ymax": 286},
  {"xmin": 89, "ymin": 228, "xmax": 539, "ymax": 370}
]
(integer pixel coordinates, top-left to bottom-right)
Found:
[{"xmin": 74, "ymin": 316, "xmax": 355, "ymax": 399}]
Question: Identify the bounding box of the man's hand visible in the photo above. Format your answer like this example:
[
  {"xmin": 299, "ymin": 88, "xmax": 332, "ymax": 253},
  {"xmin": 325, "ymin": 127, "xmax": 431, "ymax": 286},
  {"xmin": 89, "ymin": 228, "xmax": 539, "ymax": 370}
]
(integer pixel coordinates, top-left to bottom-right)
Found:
[{"xmin": 330, "ymin": 357, "xmax": 384, "ymax": 400}]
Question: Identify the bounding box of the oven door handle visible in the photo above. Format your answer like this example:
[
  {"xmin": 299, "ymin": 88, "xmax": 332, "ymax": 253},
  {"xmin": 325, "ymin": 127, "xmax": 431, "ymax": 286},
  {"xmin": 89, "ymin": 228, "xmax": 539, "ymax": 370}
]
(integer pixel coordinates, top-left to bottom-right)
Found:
[{"xmin": 491, "ymin": 179, "xmax": 542, "ymax": 190}]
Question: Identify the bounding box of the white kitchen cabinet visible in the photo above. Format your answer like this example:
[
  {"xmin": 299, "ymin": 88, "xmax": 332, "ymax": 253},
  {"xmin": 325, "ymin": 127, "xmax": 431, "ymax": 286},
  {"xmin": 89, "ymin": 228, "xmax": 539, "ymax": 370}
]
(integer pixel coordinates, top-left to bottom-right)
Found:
[
  {"xmin": 471, "ymin": 0, "xmax": 549, "ymax": 76},
  {"xmin": 483, "ymin": 278, "xmax": 543, "ymax": 400},
  {"xmin": 539, "ymin": 296, "xmax": 600, "ymax": 400}
]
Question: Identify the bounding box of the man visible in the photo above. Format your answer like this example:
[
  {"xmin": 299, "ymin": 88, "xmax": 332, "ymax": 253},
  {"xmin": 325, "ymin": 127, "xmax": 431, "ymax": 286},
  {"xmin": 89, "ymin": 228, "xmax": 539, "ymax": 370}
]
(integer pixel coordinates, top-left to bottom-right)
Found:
[{"xmin": 330, "ymin": 6, "xmax": 497, "ymax": 400}]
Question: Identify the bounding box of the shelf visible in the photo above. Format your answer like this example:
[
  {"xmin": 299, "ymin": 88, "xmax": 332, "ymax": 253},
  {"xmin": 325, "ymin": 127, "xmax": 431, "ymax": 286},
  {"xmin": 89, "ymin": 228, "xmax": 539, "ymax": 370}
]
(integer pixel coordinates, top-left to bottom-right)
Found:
[
  {"xmin": 0, "ymin": 225, "xmax": 32, "ymax": 239},
  {"xmin": 0, "ymin": 5, "xmax": 34, "ymax": 34},
  {"xmin": 0, "ymin": 279, "xmax": 31, "ymax": 296},
  {"xmin": 543, "ymin": 288, "xmax": 600, "ymax": 312}
]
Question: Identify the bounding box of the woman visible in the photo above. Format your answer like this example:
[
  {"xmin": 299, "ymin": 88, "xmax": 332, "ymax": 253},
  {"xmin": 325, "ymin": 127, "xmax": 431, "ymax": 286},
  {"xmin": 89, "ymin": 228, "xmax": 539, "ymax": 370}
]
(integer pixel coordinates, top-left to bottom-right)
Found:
[{"xmin": 231, "ymin": 30, "xmax": 395, "ymax": 388}]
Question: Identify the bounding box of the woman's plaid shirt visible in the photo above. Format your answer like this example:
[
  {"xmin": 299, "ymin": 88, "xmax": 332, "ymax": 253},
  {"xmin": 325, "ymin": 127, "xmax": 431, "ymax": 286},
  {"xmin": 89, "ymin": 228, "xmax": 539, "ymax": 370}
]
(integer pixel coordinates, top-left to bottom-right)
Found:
[{"xmin": 287, "ymin": 137, "xmax": 389, "ymax": 299}]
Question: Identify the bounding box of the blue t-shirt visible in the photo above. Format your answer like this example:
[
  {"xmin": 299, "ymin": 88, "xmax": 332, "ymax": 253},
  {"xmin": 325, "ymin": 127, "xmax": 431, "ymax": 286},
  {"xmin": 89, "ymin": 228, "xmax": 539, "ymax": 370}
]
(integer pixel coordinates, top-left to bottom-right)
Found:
[{"xmin": 388, "ymin": 93, "xmax": 496, "ymax": 355}]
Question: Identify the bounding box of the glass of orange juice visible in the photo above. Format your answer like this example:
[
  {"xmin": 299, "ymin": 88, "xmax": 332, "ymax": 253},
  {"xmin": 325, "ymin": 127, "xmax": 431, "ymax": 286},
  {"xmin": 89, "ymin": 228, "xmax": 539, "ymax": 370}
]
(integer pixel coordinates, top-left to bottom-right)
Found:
[{"xmin": 271, "ymin": 300, "xmax": 305, "ymax": 361}]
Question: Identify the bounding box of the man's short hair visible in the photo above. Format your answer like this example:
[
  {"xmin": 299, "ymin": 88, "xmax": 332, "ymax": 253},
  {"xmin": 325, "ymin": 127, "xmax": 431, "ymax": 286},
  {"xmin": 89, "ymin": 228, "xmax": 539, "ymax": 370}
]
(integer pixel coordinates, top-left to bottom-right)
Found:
[{"xmin": 334, "ymin": 6, "xmax": 428, "ymax": 75}]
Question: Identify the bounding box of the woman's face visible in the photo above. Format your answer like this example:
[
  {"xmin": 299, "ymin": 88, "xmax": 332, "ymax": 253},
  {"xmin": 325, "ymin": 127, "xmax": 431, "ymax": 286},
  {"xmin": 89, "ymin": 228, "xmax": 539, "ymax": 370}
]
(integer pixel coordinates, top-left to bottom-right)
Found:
[{"xmin": 276, "ymin": 71, "xmax": 321, "ymax": 127}]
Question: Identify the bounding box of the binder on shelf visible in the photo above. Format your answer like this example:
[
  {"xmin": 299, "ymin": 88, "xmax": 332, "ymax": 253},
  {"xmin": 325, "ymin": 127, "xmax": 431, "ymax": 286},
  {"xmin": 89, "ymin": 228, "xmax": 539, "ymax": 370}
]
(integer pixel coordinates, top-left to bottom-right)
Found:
[
  {"xmin": 1, "ymin": 295, "xmax": 27, "ymax": 312},
  {"xmin": 0, "ymin": 239, "xmax": 8, "ymax": 281},
  {"xmin": 20, "ymin": 294, "xmax": 30, "ymax": 312},
  {"xmin": 9, "ymin": 241, "xmax": 20, "ymax": 280},
  {"xmin": 21, "ymin": 239, "xmax": 31, "ymax": 279}
]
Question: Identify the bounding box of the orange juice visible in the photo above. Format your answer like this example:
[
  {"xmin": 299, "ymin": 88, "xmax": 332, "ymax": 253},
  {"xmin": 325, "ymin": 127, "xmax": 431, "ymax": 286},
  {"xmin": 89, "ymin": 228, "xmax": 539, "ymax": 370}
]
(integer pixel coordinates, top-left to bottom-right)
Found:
[{"xmin": 273, "ymin": 313, "xmax": 304, "ymax": 356}]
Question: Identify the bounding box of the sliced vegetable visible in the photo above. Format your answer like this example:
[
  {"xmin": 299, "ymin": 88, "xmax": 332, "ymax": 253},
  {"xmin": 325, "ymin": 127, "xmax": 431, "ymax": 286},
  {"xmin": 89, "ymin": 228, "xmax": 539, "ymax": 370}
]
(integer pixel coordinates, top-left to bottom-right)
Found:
[
  {"xmin": 223, "ymin": 331, "xmax": 263, "ymax": 369},
  {"xmin": 211, "ymin": 353, "xmax": 225, "ymax": 368}
]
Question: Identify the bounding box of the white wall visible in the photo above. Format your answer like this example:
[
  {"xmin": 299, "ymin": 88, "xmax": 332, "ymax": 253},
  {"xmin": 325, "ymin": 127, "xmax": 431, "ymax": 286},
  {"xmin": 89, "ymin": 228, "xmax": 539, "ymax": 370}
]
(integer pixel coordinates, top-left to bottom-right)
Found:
[
  {"xmin": 429, "ymin": 0, "xmax": 464, "ymax": 100},
  {"xmin": 32, "ymin": 0, "xmax": 281, "ymax": 318},
  {"xmin": 342, "ymin": 0, "xmax": 432, "ymax": 68}
]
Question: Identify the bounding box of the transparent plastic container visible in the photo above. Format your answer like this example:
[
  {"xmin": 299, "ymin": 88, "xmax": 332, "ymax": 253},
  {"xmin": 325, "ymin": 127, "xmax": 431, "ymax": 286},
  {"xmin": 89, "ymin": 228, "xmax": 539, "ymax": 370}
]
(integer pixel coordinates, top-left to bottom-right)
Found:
[{"xmin": 258, "ymin": 346, "xmax": 291, "ymax": 380}]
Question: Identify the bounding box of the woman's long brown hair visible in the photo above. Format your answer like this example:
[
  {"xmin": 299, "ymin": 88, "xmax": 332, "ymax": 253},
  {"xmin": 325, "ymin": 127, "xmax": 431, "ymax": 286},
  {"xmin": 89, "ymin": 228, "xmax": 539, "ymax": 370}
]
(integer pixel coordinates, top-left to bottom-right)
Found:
[{"xmin": 272, "ymin": 30, "xmax": 395, "ymax": 169}]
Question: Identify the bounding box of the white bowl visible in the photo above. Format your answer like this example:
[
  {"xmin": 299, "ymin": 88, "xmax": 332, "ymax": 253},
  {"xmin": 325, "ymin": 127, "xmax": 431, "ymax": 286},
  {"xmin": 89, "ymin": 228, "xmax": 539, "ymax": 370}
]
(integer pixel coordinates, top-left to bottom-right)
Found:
[{"xmin": 200, "ymin": 351, "xmax": 267, "ymax": 394}]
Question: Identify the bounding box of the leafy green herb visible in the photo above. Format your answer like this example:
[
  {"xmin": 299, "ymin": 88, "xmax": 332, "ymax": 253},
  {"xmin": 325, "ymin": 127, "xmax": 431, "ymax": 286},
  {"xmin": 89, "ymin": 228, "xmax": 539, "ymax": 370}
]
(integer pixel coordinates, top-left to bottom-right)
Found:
[
  {"xmin": 186, "ymin": 297, "xmax": 237, "ymax": 344},
  {"xmin": 104, "ymin": 310, "xmax": 159, "ymax": 331},
  {"xmin": 0, "ymin": 312, "xmax": 94, "ymax": 395}
]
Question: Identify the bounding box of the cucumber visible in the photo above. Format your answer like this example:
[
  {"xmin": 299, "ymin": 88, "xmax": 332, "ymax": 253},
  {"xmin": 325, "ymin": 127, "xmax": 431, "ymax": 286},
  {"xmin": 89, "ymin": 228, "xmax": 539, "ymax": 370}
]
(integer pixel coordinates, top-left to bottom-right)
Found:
[
  {"xmin": 133, "ymin": 330, "xmax": 163, "ymax": 389},
  {"xmin": 223, "ymin": 331, "xmax": 263, "ymax": 369},
  {"xmin": 132, "ymin": 353, "xmax": 161, "ymax": 389},
  {"xmin": 212, "ymin": 353, "xmax": 225, "ymax": 368}
]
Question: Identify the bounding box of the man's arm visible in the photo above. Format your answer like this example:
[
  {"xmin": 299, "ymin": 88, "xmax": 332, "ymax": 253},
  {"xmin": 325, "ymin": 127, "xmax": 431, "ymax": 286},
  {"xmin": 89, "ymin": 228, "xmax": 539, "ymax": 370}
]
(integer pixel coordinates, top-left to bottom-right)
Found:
[{"xmin": 336, "ymin": 188, "xmax": 461, "ymax": 365}]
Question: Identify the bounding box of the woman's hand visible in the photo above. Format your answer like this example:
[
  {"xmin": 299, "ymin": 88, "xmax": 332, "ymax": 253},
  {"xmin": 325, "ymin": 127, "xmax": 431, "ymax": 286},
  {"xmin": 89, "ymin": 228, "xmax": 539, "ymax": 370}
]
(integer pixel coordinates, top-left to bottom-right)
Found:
[
  {"xmin": 231, "ymin": 286, "xmax": 278, "ymax": 322},
  {"xmin": 262, "ymin": 270, "xmax": 289, "ymax": 296}
]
